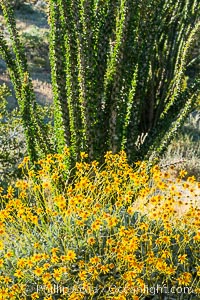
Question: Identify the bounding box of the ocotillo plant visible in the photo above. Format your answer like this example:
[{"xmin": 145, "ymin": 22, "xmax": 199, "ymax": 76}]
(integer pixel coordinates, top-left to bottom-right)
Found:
[
  {"xmin": 0, "ymin": 0, "xmax": 199, "ymax": 167},
  {"xmin": 0, "ymin": 2, "xmax": 52, "ymax": 163}
]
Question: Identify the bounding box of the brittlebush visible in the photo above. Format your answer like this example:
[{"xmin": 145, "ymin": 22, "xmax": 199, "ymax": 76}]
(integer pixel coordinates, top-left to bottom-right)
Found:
[{"xmin": 0, "ymin": 150, "xmax": 199, "ymax": 299}]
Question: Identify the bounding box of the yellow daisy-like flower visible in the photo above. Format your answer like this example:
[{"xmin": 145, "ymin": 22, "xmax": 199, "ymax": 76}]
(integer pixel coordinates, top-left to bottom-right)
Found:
[
  {"xmin": 42, "ymin": 272, "xmax": 52, "ymax": 283},
  {"xmin": 66, "ymin": 250, "xmax": 76, "ymax": 261},
  {"xmin": 53, "ymin": 269, "xmax": 62, "ymax": 281},
  {"xmin": 90, "ymin": 256, "xmax": 101, "ymax": 264},
  {"xmin": 51, "ymin": 247, "xmax": 59, "ymax": 254},
  {"xmin": 177, "ymin": 272, "xmax": 192, "ymax": 286},
  {"xmin": 4, "ymin": 251, "xmax": 13, "ymax": 259},
  {"xmin": 34, "ymin": 267, "xmax": 43, "ymax": 277},
  {"xmin": 87, "ymin": 237, "xmax": 96, "ymax": 245},
  {"xmin": 196, "ymin": 266, "xmax": 200, "ymax": 277},
  {"xmin": 78, "ymin": 270, "xmax": 87, "ymax": 281},
  {"xmin": 178, "ymin": 254, "xmax": 187, "ymax": 263},
  {"xmin": 31, "ymin": 292, "xmax": 40, "ymax": 299},
  {"xmin": 0, "ymin": 241, "xmax": 4, "ymax": 251},
  {"xmin": 80, "ymin": 152, "xmax": 88, "ymax": 159},
  {"xmin": 14, "ymin": 269, "xmax": 23, "ymax": 278},
  {"xmin": 179, "ymin": 169, "xmax": 187, "ymax": 178}
]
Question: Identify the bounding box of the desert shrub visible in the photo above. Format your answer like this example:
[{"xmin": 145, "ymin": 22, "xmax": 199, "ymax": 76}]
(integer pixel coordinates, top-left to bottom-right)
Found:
[
  {"xmin": 9, "ymin": 0, "xmax": 24, "ymax": 9},
  {"xmin": 161, "ymin": 111, "xmax": 200, "ymax": 180},
  {"xmin": 0, "ymin": 83, "xmax": 26, "ymax": 189},
  {"xmin": 5, "ymin": 0, "xmax": 38, "ymax": 9},
  {"xmin": 0, "ymin": 151, "xmax": 199, "ymax": 299},
  {"xmin": 21, "ymin": 27, "xmax": 50, "ymax": 72},
  {"xmin": 0, "ymin": 83, "xmax": 54, "ymax": 190}
]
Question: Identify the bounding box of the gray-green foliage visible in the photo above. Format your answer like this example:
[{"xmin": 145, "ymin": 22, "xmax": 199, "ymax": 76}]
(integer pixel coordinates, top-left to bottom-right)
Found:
[
  {"xmin": 0, "ymin": 83, "xmax": 53, "ymax": 188},
  {"xmin": 4, "ymin": 0, "xmax": 37, "ymax": 9},
  {"xmin": 0, "ymin": 84, "xmax": 26, "ymax": 188},
  {"xmin": 20, "ymin": 27, "xmax": 50, "ymax": 72},
  {"xmin": 0, "ymin": 0, "xmax": 199, "ymax": 168}
]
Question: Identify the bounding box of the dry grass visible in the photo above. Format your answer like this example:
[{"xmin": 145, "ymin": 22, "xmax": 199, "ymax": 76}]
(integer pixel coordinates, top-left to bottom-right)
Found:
[{"xmin": 160, "ymin": 111, "xmax": 200, "ymax": 181}]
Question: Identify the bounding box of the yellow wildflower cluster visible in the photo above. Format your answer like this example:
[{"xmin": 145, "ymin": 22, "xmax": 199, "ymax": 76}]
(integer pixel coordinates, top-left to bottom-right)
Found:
[{"xmin": 0, "ymin": 150, "xmax": 199, "ymax": 299}]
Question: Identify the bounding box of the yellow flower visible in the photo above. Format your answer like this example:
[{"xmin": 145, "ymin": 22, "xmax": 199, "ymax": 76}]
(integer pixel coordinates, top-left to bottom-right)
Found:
[
  {"xmin": 0, "ymin": 288, "xmax": 9, "ymax": 298},
  {"xmin": 27, "ymin": 259, "xmax": 34, "ymax": 268},
  {"xmin": 87, "ymin": 237, "xmax": 96, "ymax": 245},
  {"xmin": 115, "ymin": 296, "xmax": 126, "ymax": 300},
  {"xmin": 139, "ymin": 222, "xmax": 149, "ymax": 231},
  {"xmin": 18, "ymin": 156, "xmax": 29, "ymax": 168},
  {"xmin": 51, "ymin": 247, "xmax": 59, "ymax": 254},
  {"xmin": 165, "ymin": 265, "xmax": 177, "ymax": 276},
  {"xmin": 63, "ymin": 146, "xmax": 70, "ymax": 156},
  {"xmin": 107, "ymin": 216, "xmax": 118, "ymax": 228},
  {"xmin": 68, "ymin": 292, "xmax": 84, "ymax": 300},
  {"xmin": 91, "ymin": 220, "xmax": 101, "ymax": 231},
  {"xmin": 43, "ymin": 262, "xmax": 50, "ymax": 270},
  {"xmin": 14, "ymin": 269, "xmax": 23, "ymax": 278},
  {"xmin": 161, "ymin": 250, "xmax": 171, "ymax": 259},
  {"xmin": 80, "ymin": 152, "xmax": 88, "ymax": 159},
  {"xmin": 66, "ymin": 250, "xmax": 76, "ymax": 261},
  {"xmin": 196, "ymin": 266, "xmax": 200, "ymax": 277},
  {"xmin": 30, "ymin": 215, "xmax": 38, "ymax": 225},
  {"xmin": 160, "ymin": 235, "xmax": 170, "ymax": 244},
  {"xmin": 0, "ymin": 241, "xmax": 4, "ymax": 250},
  {"xmin": 42, "ymin": 181, "xmax": 51, "ymax": 189},
  {"xmin": 177, "ymin": 272, "xmax": 192, "ymax": 286},
  {"xmin": 79, "ymin": 270, "xmax": 87, "ymax": 281},
  {"xmin": 4, "ymin": 251, "xmax": 13, "ymax": 259},
  {"xmin": 106, "ymin": 238, "xmax": 115, "ymax": 245},
  {"xmin": 90, "ymin": 256, "xmax": 101, "ymax": 264},
  {"xmin": 17, "ymin": 258, "xmax": 27, "ymax": 268},
  {"xmin": 100, "ymin": 264, "xmax": 109, "ymax": 274},
  {"xmin": 51, "ymin": 172, "xmax": 59, "ymax": 181},
  {"xmin": 179, "ymin": 169, "xmax": 187, "ymax": 178},
  {"xmin": 136, "ymin": 278, "xmax": 145, "ymax": 289},
  {"xmin": 187, "ymin": 176, "xmax": 196, "ymax": 183},
  {"xmin": 31, "ymin": 292, "xmax": 40, "ymax": 299},
  {"xmin": 178, "ymin": 254, "xmax": 187, "ymax": 263},
  {"xmin": 155, "ymin": 259, "xmax": 167, "ymax": 272},
  {"xmin": 34, "ymin": 267, "xmax": 43, "ymax": 277},
  {"xmin": 34, "ymin": 242, "xmax": 40, "ymax": 249},
  {"xmin": 3, "ymin": 276, "xmax": 12, "ymax": 284},
  {"xmin": 53, "ymin": 269, "xmax": 62, "ymax": 281},
  {"xmin": 51, "ymin": 254, "xmax": 59, "ymax": 263}
]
